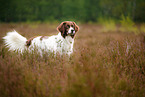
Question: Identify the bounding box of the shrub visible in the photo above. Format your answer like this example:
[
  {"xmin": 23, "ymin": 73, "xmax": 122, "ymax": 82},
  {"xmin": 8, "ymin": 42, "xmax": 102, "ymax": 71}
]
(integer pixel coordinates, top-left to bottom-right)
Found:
[
  {"xmin": 120, "ymin": 15, "xmax": 139, "ymax": 34},
  {"xmin": 98, "ymin": 17, "xmax": 117, "ymax": 32}
]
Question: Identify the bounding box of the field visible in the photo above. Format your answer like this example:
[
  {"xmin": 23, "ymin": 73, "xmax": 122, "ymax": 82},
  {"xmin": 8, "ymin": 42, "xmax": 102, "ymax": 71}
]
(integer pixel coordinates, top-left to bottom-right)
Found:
[{"xmin": 0, "ymin": 23, "xmax": 145, "ymax": 97}]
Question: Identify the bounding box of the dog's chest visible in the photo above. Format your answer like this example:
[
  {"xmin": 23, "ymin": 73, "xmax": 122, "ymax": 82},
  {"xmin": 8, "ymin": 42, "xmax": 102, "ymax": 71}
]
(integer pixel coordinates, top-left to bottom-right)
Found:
[{"xmin": 56, "ymin": 36, "xmax": 74, "ymax": 53}]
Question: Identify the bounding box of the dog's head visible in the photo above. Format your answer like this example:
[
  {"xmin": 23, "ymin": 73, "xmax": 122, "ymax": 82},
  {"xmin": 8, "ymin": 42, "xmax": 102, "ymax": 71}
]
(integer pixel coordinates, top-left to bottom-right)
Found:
[{"xmin": 57, "ymin": 21, "xmax": 79, "ymax": 38}]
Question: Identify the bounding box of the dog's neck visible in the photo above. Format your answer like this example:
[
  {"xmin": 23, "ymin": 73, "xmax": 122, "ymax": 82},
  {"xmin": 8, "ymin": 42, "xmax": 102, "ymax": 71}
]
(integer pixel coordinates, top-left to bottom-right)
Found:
[{"xmin": 58, "ymin": 32, "xmax": 74, "ymax": 44}]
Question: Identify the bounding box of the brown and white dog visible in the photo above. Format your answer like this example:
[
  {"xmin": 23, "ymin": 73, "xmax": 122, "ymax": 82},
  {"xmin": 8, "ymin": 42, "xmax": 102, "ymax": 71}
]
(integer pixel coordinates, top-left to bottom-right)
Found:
[{"xmin": 3, "ymin": 21, "xmax": 79, "ymax": 56}]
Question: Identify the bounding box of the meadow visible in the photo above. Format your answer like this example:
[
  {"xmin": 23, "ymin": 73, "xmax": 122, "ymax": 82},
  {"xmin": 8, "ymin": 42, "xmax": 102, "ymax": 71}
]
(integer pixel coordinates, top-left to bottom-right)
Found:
[{"xmin": 0, "ymin": 22, "xmax": 145, "ymax": 97}]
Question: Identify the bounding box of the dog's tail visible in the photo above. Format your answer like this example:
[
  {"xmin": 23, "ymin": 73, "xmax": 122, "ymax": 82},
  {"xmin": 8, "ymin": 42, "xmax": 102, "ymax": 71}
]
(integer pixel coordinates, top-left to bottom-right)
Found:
[{"xmin": 3, "ymin": 30, "xmax": 27, "ymax": 53}]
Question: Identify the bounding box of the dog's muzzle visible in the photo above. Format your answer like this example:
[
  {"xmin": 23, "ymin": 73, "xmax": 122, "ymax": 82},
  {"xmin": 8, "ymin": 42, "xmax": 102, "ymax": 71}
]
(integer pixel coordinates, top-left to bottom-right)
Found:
[
  {"xmin": 71, "ymin": 29, "xmax": 75, "ymax": 35},
  {"xmin": 68, "ymin": 27, "xmax": 75, "ymax": 35}
]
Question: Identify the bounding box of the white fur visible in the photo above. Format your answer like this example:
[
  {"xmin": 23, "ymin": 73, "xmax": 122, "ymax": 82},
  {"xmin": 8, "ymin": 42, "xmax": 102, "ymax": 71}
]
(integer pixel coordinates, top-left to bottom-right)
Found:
[
  {"xmin": 3, "ymin": 31, "xmax": 74, "ymax": 56},
  {"xmin": 3, "ymin": 31, "xmax": 27, "ymax": 53}
]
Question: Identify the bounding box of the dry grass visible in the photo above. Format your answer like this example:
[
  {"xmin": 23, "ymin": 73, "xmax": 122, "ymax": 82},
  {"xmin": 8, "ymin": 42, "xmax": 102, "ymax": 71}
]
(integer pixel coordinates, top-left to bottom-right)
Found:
[{"xmin": 0, "ymin": 23, "xmax": 145, "ymax": 97}]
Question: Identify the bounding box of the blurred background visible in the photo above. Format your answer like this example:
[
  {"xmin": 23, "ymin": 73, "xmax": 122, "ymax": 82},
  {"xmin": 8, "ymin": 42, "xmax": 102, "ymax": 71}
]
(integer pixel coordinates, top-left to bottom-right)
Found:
[
  {"xmin": 0, "ymin": 1, "xmax": 145, "ymax": 97},
  {"xmin": 0, "ymin": 0, "xmax": 145, "ymax": 23}
]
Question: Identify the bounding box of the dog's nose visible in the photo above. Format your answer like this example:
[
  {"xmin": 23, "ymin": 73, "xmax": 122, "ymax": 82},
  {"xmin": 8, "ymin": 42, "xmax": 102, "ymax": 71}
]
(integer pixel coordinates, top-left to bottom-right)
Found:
[{"xmin": 71, "ymin": 29, "xmax": 75, "ymax": 34}]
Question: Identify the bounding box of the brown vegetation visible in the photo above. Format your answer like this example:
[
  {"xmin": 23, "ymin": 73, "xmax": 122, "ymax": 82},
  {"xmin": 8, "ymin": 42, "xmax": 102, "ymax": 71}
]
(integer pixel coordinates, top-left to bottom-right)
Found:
[{"xmin": 0, "ymin": 23, "xmax": 145, "ymax": 97}]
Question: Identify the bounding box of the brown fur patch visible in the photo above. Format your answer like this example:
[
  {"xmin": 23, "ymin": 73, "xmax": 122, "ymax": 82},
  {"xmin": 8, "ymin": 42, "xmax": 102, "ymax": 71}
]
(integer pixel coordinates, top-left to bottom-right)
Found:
[
  {"xmin": 26, "ymin": 36, "xmax": 38, "ymax": 47},
  {"xmin": 40, "ymin": 36, "xmax": 49, "ymax": 41}
]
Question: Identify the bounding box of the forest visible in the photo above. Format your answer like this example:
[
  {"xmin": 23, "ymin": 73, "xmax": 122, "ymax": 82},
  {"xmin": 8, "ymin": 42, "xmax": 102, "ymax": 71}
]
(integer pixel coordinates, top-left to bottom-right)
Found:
[{"xmin": 0, "ymin": 0, "xmax": 145, "ymax": 23}]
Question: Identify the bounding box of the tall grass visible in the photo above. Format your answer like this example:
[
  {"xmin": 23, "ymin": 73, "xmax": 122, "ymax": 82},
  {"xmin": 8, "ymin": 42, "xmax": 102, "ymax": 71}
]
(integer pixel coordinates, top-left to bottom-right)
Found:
[{"xmin": 0, "ymin": 23, "xmax": 145, "ymax": 97}]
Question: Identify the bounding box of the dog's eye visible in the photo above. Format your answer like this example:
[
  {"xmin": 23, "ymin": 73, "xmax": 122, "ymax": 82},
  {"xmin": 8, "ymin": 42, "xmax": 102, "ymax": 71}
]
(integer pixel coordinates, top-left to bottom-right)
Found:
[
  {"xmin": 67, "ymin": 25, "xmax": 70, "ymax": 28},
  {"xmin": 71, "ymin": 25, "xmax": 74, "ymax": 27}
]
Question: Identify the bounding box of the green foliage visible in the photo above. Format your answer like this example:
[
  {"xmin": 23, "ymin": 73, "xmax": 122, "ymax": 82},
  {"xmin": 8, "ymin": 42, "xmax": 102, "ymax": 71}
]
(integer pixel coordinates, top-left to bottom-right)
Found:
[
  {"xmin": 120, "ymin": 15, "xmax": 139, "ymax": 34},
  {"xmin": 140, "ymin": 24, "xmax": 145, "ymax": 33},
  {"xmin": 0, "ymin": 0, "xmax": 145, "ymax": 22},
  {"xmin": 120, "ymin": 15, "xmax": 135, "ymax": 28},
  {"xmin": 98, "ymin": 17, "xmax": 117, "ymax": 32}
]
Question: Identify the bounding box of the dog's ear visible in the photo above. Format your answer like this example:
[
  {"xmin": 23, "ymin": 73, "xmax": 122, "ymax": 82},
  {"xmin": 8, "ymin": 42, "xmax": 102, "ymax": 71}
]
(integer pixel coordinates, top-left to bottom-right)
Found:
[
  {"xmin": 57, "ymin": 22, "xmax": 66, "ymax": 33},
  {"xmin": 57, "ymin": 22, "xmax": 67, "ymax": 38},
  {"xmin": 73, "ymin": 22, "xmax": 79, "ymax": 32}
]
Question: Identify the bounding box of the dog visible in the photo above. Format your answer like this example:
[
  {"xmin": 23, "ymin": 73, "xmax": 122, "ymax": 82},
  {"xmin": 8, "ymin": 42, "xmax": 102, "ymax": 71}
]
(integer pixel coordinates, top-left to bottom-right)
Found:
[{"xmin": 3, "ymin": 21, "xmax": 79, "ymax": 56}]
